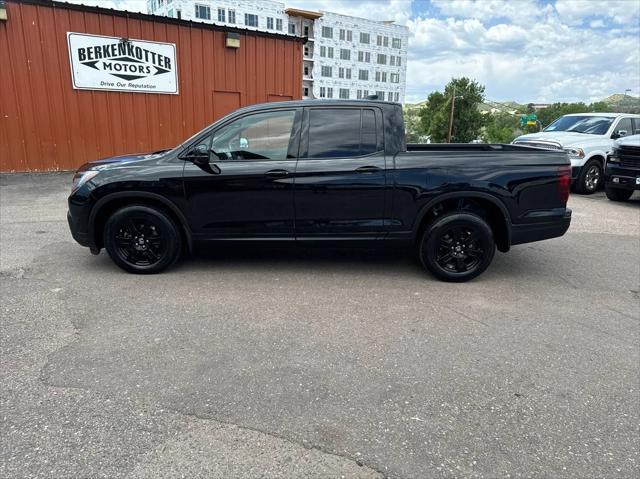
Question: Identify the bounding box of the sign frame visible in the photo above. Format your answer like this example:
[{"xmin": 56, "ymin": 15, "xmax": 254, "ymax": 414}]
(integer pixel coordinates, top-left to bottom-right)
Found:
[{"xmin": 67, "ymin": 32, "xmax": 179, "ymax": 95}]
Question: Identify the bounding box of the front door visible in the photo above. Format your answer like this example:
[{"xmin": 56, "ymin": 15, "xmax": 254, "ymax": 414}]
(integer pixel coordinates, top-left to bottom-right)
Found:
[
  {"xmin": 293, "ymin": 107, "xmax": 388, "ymax": 238},
  {"xmin": 183, "ymin": 108, "xmax": 301, "ymax": 239}
]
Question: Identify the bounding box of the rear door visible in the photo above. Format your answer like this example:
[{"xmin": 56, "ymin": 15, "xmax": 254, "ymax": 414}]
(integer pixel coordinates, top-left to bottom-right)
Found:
[{"xmin": 293, "ymin": 106, "xmax": 387, "ymax": 238}]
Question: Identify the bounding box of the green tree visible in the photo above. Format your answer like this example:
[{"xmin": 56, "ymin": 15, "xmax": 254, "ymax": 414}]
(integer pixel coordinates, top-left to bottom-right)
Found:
[
  {"xmin": 418, "ymin": 77, "xmax": 486, "ymax": 143},
  {"xmin": 483, "ymin": 112, "xmax": 520, "ymax": 143}
]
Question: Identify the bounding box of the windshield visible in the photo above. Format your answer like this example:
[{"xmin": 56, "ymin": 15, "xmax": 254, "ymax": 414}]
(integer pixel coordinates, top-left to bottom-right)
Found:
[{"xmin": 544, "ymin": 115, "xmax": 615, "ymax": 135}]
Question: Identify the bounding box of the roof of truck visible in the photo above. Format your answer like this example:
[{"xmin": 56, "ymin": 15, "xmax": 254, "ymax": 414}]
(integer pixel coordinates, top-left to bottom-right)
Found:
[
  {"xmin": 562, "ymin": 112, "xmax": 640, "ymax": 117},
  {"xmin": 234, "ymin": 99, "xmax": 402, "ymax": 113}
]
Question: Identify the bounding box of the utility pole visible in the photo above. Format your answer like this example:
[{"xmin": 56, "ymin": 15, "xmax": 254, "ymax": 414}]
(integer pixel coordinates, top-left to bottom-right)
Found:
[{"xmin": 447, "ymin": 85, "xmax": 456, "ymax": 143}]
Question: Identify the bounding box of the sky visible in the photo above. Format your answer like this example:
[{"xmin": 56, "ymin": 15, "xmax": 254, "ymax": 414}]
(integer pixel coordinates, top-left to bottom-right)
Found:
[{"xmin": 68, "ymin": 0, "xmax": 640, "ymax": 104}]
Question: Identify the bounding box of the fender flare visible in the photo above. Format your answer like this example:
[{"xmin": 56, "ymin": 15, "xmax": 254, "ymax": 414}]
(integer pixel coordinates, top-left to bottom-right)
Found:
[
  {"xmin": 89, "ymin": 191, "xmax": 193, "ymax": 253},
  {"xmin": 412, "ymin": 191, "xmax": 512, "ymax": 248}
]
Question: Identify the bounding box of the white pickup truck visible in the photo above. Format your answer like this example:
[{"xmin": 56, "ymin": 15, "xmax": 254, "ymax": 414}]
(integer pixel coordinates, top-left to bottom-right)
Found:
[{"xmin": 513, "ymin": 113, "xmax": 640, "ymax": 194}]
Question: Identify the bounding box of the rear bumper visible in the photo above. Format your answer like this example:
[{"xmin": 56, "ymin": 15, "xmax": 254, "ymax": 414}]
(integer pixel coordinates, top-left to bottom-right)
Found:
[{"xmin": 511, "ymin": 208, "xmax": 572, "ymax": 246}]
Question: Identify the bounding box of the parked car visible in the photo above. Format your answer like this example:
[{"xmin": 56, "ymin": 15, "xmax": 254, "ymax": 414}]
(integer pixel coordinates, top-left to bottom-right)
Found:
[
  {"xmin": 512, "ymin": 113, "xmax": 640, "ymax": 194},
  {"xmin": 68, "ymin": 100, "xmax": 572, "ymax": 282},
  {"xmin": 605, "ymin": 134, "xmax": 640, "ymax": 202}
]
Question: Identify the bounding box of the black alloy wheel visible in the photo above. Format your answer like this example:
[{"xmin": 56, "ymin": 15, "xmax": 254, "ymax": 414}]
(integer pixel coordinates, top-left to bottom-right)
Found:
[
  {"xmin": 420, "ymin": 212, "xmax": 495, "ymax": 282},
  {"xmin": 104, "ymin": 205, "xmax": 181, "ymax": 274}
]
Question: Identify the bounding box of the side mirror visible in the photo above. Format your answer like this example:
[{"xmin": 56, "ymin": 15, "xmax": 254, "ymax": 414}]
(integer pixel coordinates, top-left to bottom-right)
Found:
[
  {"xmin": 612, "ymin": 130, "xmax": 627, "ymax": 140},
  {"xmin": 183, "ymin": 144, "xmax": 209, "ymax": 166}
]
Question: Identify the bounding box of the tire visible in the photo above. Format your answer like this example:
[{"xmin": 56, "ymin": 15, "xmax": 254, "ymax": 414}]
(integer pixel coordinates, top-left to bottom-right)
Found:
[
  {"xmin": 605, "ymin": 186, "xmax": 633, "ymax": 202},
  {"xmin": 575, "ymin": 159, "xmax": 602, "ymax": 194},
  {"xmin": 104, "ymin": 205, "xmax": 181, "ymax": 274},
  {"xmin": 419, "ymin": 212, "xmax": 496, "ymax": 282}
]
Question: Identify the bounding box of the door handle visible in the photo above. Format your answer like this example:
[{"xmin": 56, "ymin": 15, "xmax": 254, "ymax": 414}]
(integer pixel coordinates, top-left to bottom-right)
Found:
[
  {"xmin": 265, "ymin": 169, "xmax": 290, "ymax": 178},
  {"xmin": 355, "ymin": 165, "xmax": 382, "ymax": 174}
]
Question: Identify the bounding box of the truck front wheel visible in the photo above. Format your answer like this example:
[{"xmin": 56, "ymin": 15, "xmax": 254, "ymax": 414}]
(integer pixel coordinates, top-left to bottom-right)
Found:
[
  {"xmin": 605, "ymin": 187, "xmax": 633, "ymax": 202},
  {"xmin": 104, "ymin": 205, "xmax": 182, "ymax": 274},
  {"xmin": 419, "ymin": 212, "xmax": 496, "ymax": 282},
  {"xmin": 575, "ymin": 159, "xmax": 602, "ymax": 194}
]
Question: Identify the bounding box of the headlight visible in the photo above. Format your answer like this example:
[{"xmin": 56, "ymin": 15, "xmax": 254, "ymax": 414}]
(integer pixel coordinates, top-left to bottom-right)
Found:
[
  {"xmin": 607, "ymin": 147, "xmax": 620, "ymax": 163},
  {"xmin": 563, "ymin": 147, "xmax": 585, "ymax": 159},
  {"xmin": 72, "ymin": 170, "xmax": 99, "ymax": 191}
]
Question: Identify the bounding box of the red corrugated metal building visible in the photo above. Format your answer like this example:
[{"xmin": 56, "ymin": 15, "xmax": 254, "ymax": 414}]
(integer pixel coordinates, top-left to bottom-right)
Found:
[{"xmin": 0, "ymin": 0, "xmax": 303, "ymax": 172}]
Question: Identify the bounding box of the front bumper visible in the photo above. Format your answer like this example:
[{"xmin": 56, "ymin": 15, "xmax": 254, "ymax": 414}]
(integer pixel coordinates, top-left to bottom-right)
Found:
[
  {"xmin": 511, "ymin": 208, "xmax": 572, "ymax": 246},
  {"xmin": 605, "ymin": 164, "xmax": 640, "ymax": 191}
]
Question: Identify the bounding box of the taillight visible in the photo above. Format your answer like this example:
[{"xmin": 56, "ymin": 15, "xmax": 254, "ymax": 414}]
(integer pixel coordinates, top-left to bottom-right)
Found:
[{"xmin": 557, "ymin": 166, "xmax": 571, "ymax": 204}]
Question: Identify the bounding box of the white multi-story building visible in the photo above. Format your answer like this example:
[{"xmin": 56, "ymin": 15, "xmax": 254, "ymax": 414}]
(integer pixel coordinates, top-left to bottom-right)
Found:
[{"xmin": 147, "ymin": 0, "xmax": 409, "ymax": 103}]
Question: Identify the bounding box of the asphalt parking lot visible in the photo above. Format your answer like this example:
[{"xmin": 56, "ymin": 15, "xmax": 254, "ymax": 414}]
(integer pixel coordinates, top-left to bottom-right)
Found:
[{"xmin": 1, "ymin": 173, "xmax": 639, "ymax": 479}]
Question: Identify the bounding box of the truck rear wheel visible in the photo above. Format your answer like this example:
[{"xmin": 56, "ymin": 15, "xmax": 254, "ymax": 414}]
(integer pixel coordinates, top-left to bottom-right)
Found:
[
  {"xmin": 104, "ymin": 205, "xmax": 181, "ymax": 274},
  {"xmin": 605, "ymin": 186, "xmax": 633, "ymax": 202},
  {"xmin": 419, "ymin": 212, "xmax": 495, "ymax": 282}
]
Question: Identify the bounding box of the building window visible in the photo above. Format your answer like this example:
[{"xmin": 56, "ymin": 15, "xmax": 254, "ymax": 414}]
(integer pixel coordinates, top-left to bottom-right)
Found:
[
  {"xmin": 377, "ymin": 54, "xmax": 387, "ymax": 65},
  {"xmin": 176, "ymin": 9, "xmax": 181, "ymax": 19},
  {"xmin": 322, "ymin": 26, "xmax": 333, "ymax": 38},
  {"xmin": 217, "ymin": 8, "xmax": 225, "ymax": 22},
  {"xmin": 245, "ymin": 13, "xmax": 258, "ymax": 27},
  {"xmin": 340, "ymin": 49, "xmax": 351, "ymax": 60},
  {"xmin": 303, "ymin": 87, "xmax": 309, "ymax": 97},
  {"xmin": 267, "ymin": 17, "xmax": 274, "ymax": 29},
  {"xmin": 228, "ymin": 9, "xmax": 235, "ymax": 23},
  {"xmin": 396, "ymin": 57, "xmax": 401, "ymax": 66},
  {"xmin": 358, "ymin": 51, "xmax": 363, "ymax": 62},
  {"xmin": 327, "ymin": 87, "xmax": 333, "ymax": 98},
  {"xmin": 304, "ymin": 45, "xmax": 310, "ymax": 56},
  {"xmin": 376, "ymin": 35, "xmax": 382, "ymax": 46},
  {"xmin": 365, "ymin": 52, "xmax": 371, "ymax": 62},
  {"xmin": 288, "ymin": 23, "xmax": 296, "ymax": 34},
  {"xmin": 392, "ymin": 37, "xmax": 402, "ymax": 49},
  {"xmin": 346, "ymin": 68, "xmax": 352, "ymax": 79},
  {"xmin": 347, "ymin": 30, "xmax": 352, "ymax": 41},
  {"xmin": 375, "ymin": 71, "xmax": 381, "ymax": 82},
  {"xmin": 321, "ymin": 66, "xmax": 332, "ymax": 77},
  {"xmin": 357, "ymin": 90, "xmax": 362, "ymax": 99},
  {"xmin": 320, "ymin": 46, "xmax": 326, "ymax": 57},
  {"xmin": 390, "ymin": 73, "xmax": 399, "ymax": 83},
  {"xmin": 339, "ymin": 29, "xmax": 345, "ymax": 40},
  {"xmin": 195, "ymin": 4, "xmax": 211, "ymax": 20},
  {"xmin": 382, "ymin": 72, "xmax": 387, "ymax": 82},
  {"xmin": 339, "ymin": 67, "xmax": 344, "ymax": 79},
  {"xmin": 394, "ymin": 92, "xmax": 400, "ymax": 102},
  {"xmin": 319, "ymin": 87, "xmax": 326, "ymax": 98},
  {"xmin": 327, "ymin": 47, "xmax": 334, "ymax": 58},
  {"xmin": 167, "ymin": 9, "xmax": 174, "ymax": 17},
  {"xmin": 304, "ymin": 25, "xmax": 309, "ymax": 36},
  {"xmin": 304, "ymin": 65, "xmax": 310, "ymax": 76},
  {"xmin": 358, "ymin": 69, "xmax": 369, "ymax": 80},
  {"xmin": 390, "ymin": 56, "xmax": 396, "ymax": 66},
  {"xmin": 360, "ymin": 32, "xmax": 370, "ymax": 44},
  {"xmin": 339, "ymin": 88, "xmax": 349, "ymax": 99},
  {"xmin": 363, "ymin": 89, "xmax": 369, "ymax": 97},
  {"xmin": 276, "ymin": 18, "xmax": 282, "ymax": 30},
  {"xmin": 383, "ymin": 36, "xmax": 389, "ymax": 47},
  {"xmin": 376, "ymin": 91, "xmax": 384, "ymax": 101}
]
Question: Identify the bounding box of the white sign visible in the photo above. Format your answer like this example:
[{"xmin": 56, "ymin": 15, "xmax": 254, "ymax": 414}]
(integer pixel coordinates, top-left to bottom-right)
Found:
[{"xmin": 67, "ymin": 32, "xmax": 178, "ymax": 95}]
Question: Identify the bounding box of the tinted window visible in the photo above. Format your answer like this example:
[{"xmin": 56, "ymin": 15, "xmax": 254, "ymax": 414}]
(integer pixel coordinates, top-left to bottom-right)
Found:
[
  {"xmin": 615, "ymin": 118, "xmax": 633, "ymax": 137},
  {"xmin": 307, "ymin": 109, "xmax": 377, "ymax": 158},
  {"xmin": 361, "ymin": 109, "xmax": 377, "ymax": 155},
  {"xmin": 211, "ymin": 110, "xmax": 295, "ymax": 161}
]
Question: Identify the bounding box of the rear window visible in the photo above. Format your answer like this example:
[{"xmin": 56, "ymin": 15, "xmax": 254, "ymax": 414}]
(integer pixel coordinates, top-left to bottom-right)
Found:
[{"xmin": 307, "ymin": 108, "xmax": 378, "ymax": 158}]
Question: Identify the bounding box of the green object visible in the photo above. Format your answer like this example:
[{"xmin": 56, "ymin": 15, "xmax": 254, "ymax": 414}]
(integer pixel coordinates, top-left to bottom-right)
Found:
[{"xmin": 520, "ymin": 113, "xmax": 537, "ymax": 128}]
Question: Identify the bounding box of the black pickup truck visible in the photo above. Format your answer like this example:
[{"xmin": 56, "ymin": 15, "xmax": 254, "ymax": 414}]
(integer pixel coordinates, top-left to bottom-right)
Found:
[{"xmin": 68, "ymin": 100, "xmax": 571, "ymax": 282}]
